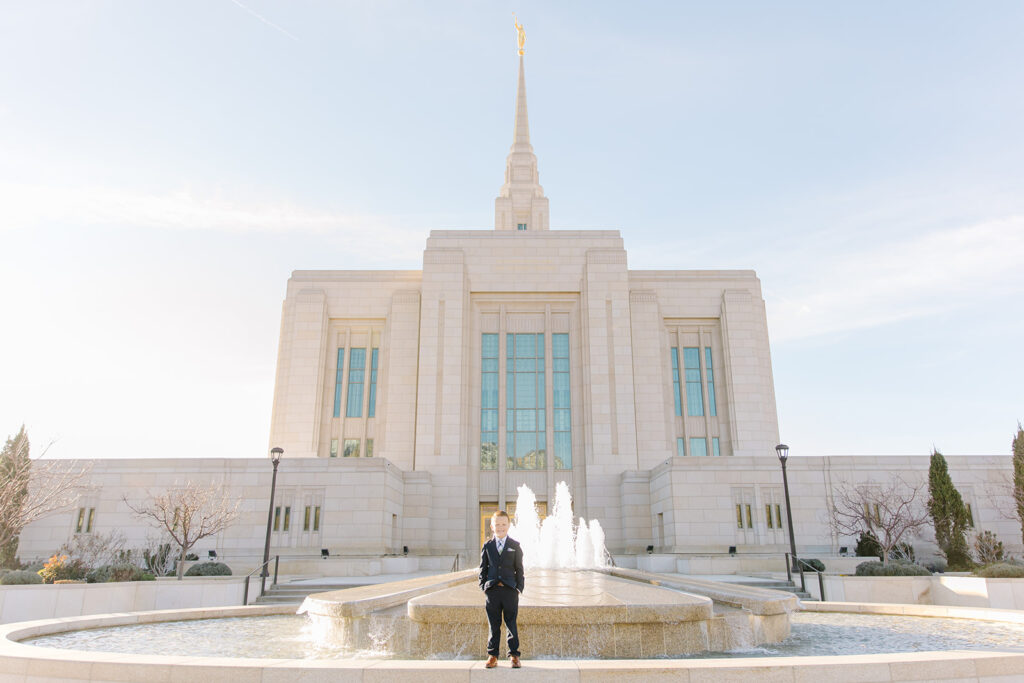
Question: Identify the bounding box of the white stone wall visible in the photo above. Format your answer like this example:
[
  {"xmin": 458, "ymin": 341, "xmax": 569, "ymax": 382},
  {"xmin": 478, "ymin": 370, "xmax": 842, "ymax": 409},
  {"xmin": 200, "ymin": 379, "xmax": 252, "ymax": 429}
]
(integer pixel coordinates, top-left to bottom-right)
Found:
[
  {"xmin": 17, "ymin": 457, "xmax": 407, "ymax": 563},
  {"xmin": 16, "ymin": 453, "xmax": 1019, "ymax": 563},
  {"xmin": 641, "ymin": 454, "xmax": 1021, "ymax": 557},
  {"xmin": 0, "ymin": 578, "xmax": 245, "ymax": 624}
]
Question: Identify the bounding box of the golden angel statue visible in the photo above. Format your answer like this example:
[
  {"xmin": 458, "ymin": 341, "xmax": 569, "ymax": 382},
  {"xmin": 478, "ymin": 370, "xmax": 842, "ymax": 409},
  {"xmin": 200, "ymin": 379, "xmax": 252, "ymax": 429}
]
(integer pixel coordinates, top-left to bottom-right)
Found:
[{"xmin": 514, "ymin": 16, "xmax": 526, "ymax": 56}]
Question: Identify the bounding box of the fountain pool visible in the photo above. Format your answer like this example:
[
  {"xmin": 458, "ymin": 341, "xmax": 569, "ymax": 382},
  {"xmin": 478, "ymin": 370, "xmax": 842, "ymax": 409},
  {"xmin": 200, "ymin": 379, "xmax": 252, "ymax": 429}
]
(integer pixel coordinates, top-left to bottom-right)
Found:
[{"xmin": 21, "ymin": 610, "xmax": 1024, "ymax": 660}]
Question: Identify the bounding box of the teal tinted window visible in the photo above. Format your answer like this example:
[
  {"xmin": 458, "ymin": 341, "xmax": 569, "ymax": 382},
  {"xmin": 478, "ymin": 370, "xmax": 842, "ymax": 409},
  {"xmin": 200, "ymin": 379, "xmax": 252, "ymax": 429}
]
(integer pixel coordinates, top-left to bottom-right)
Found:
[
  {"xmin": 368, "ymin": 348, "xmax": 379, "ymax": 418},
  {"xmin": 333, "ymin": 348, "xmax": 345, "ymax": 418},
  {"xmin": 506, "ymin": 333, "xmax": 545, "ymax": 470},
  {"xmin": 712, "ymin": 437, "xmax": 721, "ymax": 457},
  {"xmin": 552, "ymin": 333, "xmax": 572, "ymax": 469},
  {"xmin": 683, "ymin": 347, "xmax": 704, "ymax": 417},
  {"xmin": 517, "ymin": 223, "xmax": 527, "ymax": 231},
  {"xmin": 481, "ymin": 334, "xmax": 499, "ymax": 470},
  {"xmin": 346, "ymin": 348, "xmax": 366, "ymax": 417},
  {"xmin": 705, "ymin": 347, "xmax": 716, "ymax": 417},
  {"xmin": 670, "ymin": 347, "xmax": 681, "ymax": 416},
  {"xmin": 690, "ymin": 437, "xmax": 708, "ymax": 457},
  {"xmin": 677, "ymin": 437, "xmax": 685, "ymax": 457}
]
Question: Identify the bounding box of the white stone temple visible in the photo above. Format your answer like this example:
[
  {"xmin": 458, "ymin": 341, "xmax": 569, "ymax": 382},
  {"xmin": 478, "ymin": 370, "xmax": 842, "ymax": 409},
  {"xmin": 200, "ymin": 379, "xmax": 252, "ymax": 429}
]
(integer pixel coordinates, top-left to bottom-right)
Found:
[{"xmin": 17, "ymin": 48, "xmax": 1020, "ymax": 570}]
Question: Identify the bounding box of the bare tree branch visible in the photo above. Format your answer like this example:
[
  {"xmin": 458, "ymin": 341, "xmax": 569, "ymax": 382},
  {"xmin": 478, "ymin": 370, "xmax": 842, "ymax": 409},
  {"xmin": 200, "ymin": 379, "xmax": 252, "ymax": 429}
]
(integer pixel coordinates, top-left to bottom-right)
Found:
[
  {"xmin": 123, "ymin": 481, "xmax": 240, "ymax": 579},
  {"xmin": 828, "ymin": 474, "xmax": 931, "ymax": 563},
  {"xmin": 0, "ymin": 431, "xmax": 93, "ymax": 550}
]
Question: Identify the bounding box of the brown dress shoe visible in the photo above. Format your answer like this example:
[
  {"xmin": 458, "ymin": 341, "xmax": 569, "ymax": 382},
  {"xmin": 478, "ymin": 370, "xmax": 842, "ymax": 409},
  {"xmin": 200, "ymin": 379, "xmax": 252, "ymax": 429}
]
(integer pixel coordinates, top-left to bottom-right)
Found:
[
  {"xmin": 485, "ymin": 655, "xmax": 498, "ymax": 668},
  {"xmin": 510, "ymin": 655, "xmax": 521, "ymax": 668}
]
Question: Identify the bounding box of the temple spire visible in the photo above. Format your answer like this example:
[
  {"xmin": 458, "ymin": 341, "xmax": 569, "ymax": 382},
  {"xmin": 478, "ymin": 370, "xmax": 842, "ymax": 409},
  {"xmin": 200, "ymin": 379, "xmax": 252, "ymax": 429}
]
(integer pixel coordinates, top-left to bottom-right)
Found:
[
  {"xmin": 495, "ymin": 21, "xmax": 549, "ymax": 231},
  {"xmin": 512, "ymin": 55, "xmax": 532, "ymax": 153}
]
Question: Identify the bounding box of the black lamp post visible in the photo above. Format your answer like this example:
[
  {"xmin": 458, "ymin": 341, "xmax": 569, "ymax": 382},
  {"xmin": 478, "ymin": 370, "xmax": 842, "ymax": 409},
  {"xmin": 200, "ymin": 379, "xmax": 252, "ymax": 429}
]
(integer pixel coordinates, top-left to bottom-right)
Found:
[
  {"xmin": 776, "ymin": 443, "xmax": 804, "ymax": 592},
  {"xmin": 261, "ymin": 447, "xmax": 283, "ymax": 596}
]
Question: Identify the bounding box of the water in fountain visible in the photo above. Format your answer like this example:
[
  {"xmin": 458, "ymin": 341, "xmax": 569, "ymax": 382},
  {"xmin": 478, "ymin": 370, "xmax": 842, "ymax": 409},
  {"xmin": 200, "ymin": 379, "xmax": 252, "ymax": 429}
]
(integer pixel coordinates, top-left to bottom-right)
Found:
[{"xmin": 509, "ymin": 481, "xmax": 608, "ymax": 569}]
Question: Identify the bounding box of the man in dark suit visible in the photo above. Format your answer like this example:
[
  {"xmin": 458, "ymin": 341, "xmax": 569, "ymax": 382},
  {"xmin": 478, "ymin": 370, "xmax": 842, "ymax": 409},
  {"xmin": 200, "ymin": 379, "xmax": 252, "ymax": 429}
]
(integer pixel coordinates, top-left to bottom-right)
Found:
[{"xmin": 479, "ymin": 510, "xmax": 525, "ymax": 668}]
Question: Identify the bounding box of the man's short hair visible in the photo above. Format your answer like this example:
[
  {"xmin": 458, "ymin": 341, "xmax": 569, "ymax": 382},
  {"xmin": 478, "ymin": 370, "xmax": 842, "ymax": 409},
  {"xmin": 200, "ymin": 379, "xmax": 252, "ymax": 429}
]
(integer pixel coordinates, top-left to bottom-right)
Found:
[{"xmin": 491, "ymin": 510, "xmax": 510, "ymax": 521}]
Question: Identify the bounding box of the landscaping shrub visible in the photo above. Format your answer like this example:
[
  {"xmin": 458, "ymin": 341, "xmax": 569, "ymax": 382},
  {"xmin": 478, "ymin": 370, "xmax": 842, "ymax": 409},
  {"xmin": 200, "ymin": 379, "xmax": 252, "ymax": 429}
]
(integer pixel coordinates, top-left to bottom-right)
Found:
[
  {"xmin": 975, "ymin": 563, "xmax": 1024, "ymax": 579},
  {"xmin": 53, "ymin": 579, "xmax": 86, "ymax": 584},
  {"xmin": 854, "ymin": 560, "xmax": 931, "ymax": 577},
  {"xmin": 86, "ymin": 564, "xmax": 153, "ymax": 583},
  {"xmin": 973, "ymin": 530, "xmax": 1005, "ymax": 565},
  {"xmin": 142, "ymin": 542, "xmax": 175, "ymax": 577},
  {"xmin": 37, "ymin": 554, "xmax": 87, "ymax": 584},
  {"xmin": 184, "ymin": 561, "xmax": 232, "ymax": 577},
  {"xmin": 0, "ymin": 570, "xmax": 42, "ymax": 585},
  {"xmin": 799, "ymin": 558, "xmax": 825, "ymax": 572},
  {"xmin": 921, "ymin": 557, "xmax": 948, "ymax": 573},
  {"xmin": 855, "ymin": 531, "xmax": 882, "ymax": 558}
]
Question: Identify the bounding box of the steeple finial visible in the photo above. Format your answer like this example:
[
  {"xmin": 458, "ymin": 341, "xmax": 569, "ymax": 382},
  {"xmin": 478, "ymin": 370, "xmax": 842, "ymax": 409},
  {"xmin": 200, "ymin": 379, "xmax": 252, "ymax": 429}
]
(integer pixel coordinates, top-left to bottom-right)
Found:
[
  {"xmin": 494, "ymin": 21, "xmax": 549, "ymax": 232},
  {"xmin": 514, "ymin": 15, "xmax": 526, "ymax": 56}
]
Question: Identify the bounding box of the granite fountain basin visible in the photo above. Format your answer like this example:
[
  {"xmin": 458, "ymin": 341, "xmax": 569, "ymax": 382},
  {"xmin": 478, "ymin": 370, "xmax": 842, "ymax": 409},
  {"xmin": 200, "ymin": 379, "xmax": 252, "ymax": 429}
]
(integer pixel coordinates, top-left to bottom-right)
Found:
[{"xmin": 298, "ymin": 567, "xmax": 797, "ymax": 658}]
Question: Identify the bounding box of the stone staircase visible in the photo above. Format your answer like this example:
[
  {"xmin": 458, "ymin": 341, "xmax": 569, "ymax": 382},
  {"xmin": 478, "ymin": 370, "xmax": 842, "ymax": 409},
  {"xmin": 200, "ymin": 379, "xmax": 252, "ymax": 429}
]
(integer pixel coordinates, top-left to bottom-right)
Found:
[
  {"xmin": 254, "ymin": 582, "xmax": 363, "ymax": 605},
  {"xmin": 732, "ymin": 577, "xmax": 814, "ymax": 601}
]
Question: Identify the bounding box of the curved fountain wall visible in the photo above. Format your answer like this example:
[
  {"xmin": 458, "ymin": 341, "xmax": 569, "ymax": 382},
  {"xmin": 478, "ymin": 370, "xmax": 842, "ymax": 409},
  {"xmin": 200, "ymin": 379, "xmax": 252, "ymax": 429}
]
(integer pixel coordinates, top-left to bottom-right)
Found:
[{"xmin": 3, "ymin": 603, "xmax": 1024, "ymax": 682}]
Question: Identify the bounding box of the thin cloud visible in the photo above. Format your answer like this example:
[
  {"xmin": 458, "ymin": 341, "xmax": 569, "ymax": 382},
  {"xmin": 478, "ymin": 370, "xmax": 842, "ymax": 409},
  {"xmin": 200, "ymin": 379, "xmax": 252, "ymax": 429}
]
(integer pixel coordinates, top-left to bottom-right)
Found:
[
  {"xmin": 768, "ymin": 216, "xmax": 1024, "ymax": 342},
  {"xmin": 227, "ymin": 0, "xmax": 299, "ymax": 41},
  {"xmin": 0, "ymin": 182, "xmax": 425, "ymax": 266}
]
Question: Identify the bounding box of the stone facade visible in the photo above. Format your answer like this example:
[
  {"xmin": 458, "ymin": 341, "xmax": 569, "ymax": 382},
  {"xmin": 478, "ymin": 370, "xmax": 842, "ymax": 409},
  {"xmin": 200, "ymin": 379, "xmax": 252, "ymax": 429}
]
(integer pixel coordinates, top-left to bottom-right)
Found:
[{"xmin": 15, "ymin": 53, "xmax": 1022, "ymax": 566}]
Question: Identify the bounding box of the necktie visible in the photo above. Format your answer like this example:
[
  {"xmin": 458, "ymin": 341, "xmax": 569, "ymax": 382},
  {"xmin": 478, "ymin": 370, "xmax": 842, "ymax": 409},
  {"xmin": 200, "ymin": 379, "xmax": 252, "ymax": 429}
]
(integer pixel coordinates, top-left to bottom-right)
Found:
[{"xmin": 497, "ymin": 539, "xmax": 504, "ymax": 554}]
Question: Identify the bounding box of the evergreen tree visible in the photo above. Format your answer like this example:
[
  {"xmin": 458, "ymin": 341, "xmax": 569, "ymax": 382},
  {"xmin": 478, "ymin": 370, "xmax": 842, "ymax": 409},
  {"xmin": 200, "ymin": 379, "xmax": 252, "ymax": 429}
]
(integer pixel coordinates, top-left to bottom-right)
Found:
[
  {"xmin": 1013, "ymin": 422, "xmax": 1024, "ymax": 545},
  {"xmin": 0, "ymin": 426, "xmax": 31, "ymax": 568},
  {"xmin": 927, "ymin": 449, "xmax": 972, "ymax": 570}
]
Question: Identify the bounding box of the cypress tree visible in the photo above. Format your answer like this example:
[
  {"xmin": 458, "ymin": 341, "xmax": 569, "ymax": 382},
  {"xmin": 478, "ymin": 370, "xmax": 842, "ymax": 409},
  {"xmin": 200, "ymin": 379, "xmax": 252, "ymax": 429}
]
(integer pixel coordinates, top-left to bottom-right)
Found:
[
  {"xmin": 927, "ymin": 449, "xmax": 972, "ymax": 570},
  {"xmin": 0, "ymin": 426, "xmax": 31, "ymax": 568},
  {"xmin": 1013, "ymin": 422, "xmax": 1024, "ymax": 545}
]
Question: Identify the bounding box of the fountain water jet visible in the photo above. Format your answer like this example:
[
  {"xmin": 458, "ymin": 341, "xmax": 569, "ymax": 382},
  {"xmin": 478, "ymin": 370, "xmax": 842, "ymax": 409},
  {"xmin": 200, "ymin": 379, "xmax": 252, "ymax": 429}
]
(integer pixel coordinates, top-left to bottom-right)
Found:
[{"xmin": 509, "ymin": 481, "xmax": 607, "ymax": 569}]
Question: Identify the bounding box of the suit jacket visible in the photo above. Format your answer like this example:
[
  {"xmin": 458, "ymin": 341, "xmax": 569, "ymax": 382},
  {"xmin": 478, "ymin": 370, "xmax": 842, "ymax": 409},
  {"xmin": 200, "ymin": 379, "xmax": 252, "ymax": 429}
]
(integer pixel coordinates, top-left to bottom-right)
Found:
[{"xmin": 479, "ymin": 536, "xmax": 525, "ymax": 593}]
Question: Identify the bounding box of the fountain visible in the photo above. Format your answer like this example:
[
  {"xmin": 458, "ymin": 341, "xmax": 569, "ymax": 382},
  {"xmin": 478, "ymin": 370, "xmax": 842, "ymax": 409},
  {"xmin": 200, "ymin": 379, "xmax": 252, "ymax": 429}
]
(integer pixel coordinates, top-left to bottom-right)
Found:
[
  {"xmin": 297, "ymin": 482, "xmax": 796, "ymax": 658},
  {"xmin": 6, "ymin": 479, "xmax": 1024, "ymax": 678}
]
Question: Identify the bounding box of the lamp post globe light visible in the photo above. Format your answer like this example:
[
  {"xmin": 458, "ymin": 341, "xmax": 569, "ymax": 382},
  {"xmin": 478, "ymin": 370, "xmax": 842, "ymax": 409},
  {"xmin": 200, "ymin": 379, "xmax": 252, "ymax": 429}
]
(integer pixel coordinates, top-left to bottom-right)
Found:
[
  {"xmin": 776, "ymin": 443, "xmax": 804, "ymax": 591},
  {"xmin": 261, "ymin": 447, "xmax": 284, "ymax": 595}
]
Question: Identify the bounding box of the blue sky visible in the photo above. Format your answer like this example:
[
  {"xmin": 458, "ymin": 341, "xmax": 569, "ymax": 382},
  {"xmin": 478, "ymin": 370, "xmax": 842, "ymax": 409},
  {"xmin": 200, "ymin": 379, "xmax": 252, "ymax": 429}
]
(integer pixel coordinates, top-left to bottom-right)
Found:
[{"xmin": 1, "ymin": 1, "xmax": 1022, "ymax": 459}]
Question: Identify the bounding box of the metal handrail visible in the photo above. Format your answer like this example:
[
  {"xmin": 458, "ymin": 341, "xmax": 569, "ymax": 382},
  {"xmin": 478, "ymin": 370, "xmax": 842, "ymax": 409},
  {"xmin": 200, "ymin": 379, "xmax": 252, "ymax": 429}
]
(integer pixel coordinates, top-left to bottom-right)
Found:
[
  {"xmin": 241, "ymin": 555, "xmax": 280, "ymax": 605},
  {"xmin": 451, "ymin": 553, "xmax": 460, "ymax": 572},
  {"xmin": 785, "ymin": 553, "xmax": 826, "ymax": 601},
  {"xmin": 784, "ymin": 551, "xmax": 806, "ymax": 594}
]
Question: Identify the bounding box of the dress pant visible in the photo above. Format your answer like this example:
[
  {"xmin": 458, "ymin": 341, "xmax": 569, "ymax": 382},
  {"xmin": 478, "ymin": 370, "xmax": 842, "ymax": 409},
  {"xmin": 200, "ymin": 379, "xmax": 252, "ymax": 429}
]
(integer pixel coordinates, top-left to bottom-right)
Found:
[{"xmin": 484, "ymin": 584, "xmax": 520, "ymax": 657}]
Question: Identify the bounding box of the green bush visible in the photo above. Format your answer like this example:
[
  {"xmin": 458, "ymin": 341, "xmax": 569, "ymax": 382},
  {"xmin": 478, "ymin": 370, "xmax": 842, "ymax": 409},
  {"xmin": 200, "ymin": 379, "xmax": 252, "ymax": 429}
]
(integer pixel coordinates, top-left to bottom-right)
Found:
[
  {"xmin": 855, "ymin": 531, "xmax": 882, "ymax": 558},
  {"xmin": 799, "ymin": 558, "xmax": 825, "ymax": 572},
  {"xmin": 0, "ymin": 570, "xmax": 43, "ymax": 585},
  {"xmin": 975, "ymin": 563, "xmax": 1024, "ymax": 578},
  {"xmin": 86, "ymin": 564, "xmax": 153, "ymax": 583},
  {"xmin": 854, "ymin": 560, "xmax": 931, "ymax": 577},
  {"xmin": 184, "ymin": 562, "xmax": 232, "ymax": 577},
  {"xmin": 922, "ymin": 557, "xmax": 948, "ymax": 573}
]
